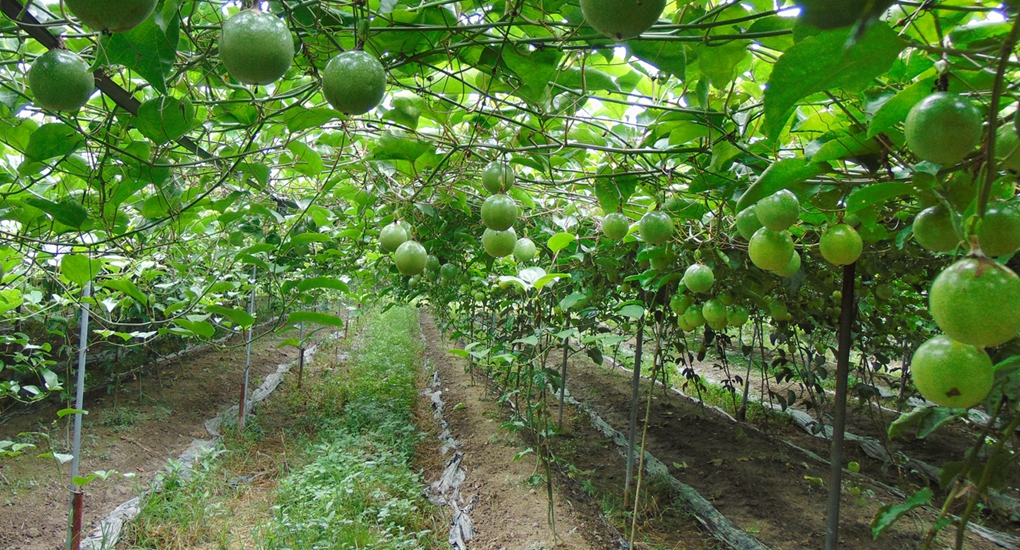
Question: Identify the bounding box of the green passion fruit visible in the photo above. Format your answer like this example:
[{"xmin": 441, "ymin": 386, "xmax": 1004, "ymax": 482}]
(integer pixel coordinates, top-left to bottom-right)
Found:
[
  {"xmin": 770, "ymin": 299, "xmax": 792, "ymax": 322},
  {"xmin": 748, "ymin": 228, "xmax": 795, "ymax": 271},
  {"xmin": 819, "ymin": 224, "xmax": 863, "ymax": 266},
  {"xmin": 513, "ymin": 238, "xmax": 537, "ymax": 262},
  {"xmin": 977, "ymin": 205, "xmax": 1020, "ymax": 257},
  {"xmin": 440, "ymin": 263, "xmax": 458, "ymax": 280},
  {"xmin": 670, "ymin": 293, "xmax": 693, "ymax": 316},
  {"xmin": 929, "ymin": 256, "xmax": 1020, "ymax": 348},
  {"xmin": 735, "ymin": 205, "xmax": 764, "ymax": 240},
  {"xmin": 995, "ymin": 123, "xmax": 1020, "ymax": 173},
  {"xmin": 579, "ymin": 0, "xmax": 666, "ymax": 41},
  {"xmin": 220, "ymin": 10, "xmax": 295, "ymax": 85},
  {"xmin": 756, "ymin": 190, "xmax": 800, "ymax": 231},
  {"xmin": 638, "ymin": 211, "xmax": 673, "ymax": 245},
  {"xmin": 482, "ymin": 161, "xmax": 515, "ymax": 194},
  {"xmin": 394, "ymin": 240, "xmax": 427, "ymax": 276},
  {"xmin": 482, "ymin": 227, "xmax": 517, "ymax": 258},
  {"xmin": 27, "ymin": 49, "xmax": 94, "ymax": 112},
  {"xmin": 904, "ymin": 92, "xmax": 983, "ymax": 165},
  {"xmin": 64, "ymin": 0, "xmax": 156, "ymax": 32},
  {"xmin": 602, "ymin": 212, "xmax": 631, "ymax": 240},
  {"xmin": 702, "ymin": 299, "xmax": 727, "ymax": 325},
  {"xmin": 684, "ymin": 304, "xmax": 706, "ymax": 328},
  {"xmin": 481, "ymin": 194, "xmax": 518, "ymax": 231},
  {"xmin": 911, "ymin": 335, "xmax": 993, "ymax": 408},
  {"xmin": 683, "ymin": 264, "xmax": 715, "ymax": 294},
  {"xmin": 727, "ymin": 305, "xmax": 750, "ymax": 327},
  {"xmin": 425, "ymin": 255, "xmax": 441, "ymax": 272},
  {"xmin": 322, "ymin": 50, "xmax": 387, "ymax": 115},
  {"xmin": 379, "ymin": 222, "xmax": 409, "ymax": 252},
  {"xmin": 913, "ymin": 206, "xmax": 961, "ymax": 253},
  {"xmin": 774, "ymin": 250, "xmax": 801, "ymax": 277}
]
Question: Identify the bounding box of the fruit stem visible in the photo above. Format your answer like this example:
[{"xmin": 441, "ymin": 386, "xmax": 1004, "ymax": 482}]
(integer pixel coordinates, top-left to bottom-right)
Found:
[{"xmin": 975, "ymin": 12, "xmax": 1020, "ymax": 220}]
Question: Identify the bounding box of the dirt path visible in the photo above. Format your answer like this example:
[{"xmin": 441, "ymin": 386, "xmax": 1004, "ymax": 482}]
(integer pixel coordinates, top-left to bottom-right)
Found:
[
  {"xmin": 418, "ymin": 315, "xmax": 623, "ymax": 550},
  {"xmin": 0, "ymin": 327, "xmax": 299, "ymax": 550}
]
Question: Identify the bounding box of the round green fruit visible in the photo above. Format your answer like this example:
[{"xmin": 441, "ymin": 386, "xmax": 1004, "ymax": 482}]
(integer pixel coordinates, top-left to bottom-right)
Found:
[
  {"xmin": 425, "ymin": 255, "xmax": 440, "ymax": 272},
  {"xmin": 727, "ymin": 305, "xmax": 749, "ymax": 327},
  {"xmin": 820, "ymin": 224, "xmax": 863, "ymax": 266},
  {"xmin": 748, "ymin": 228, "xmax": 795, "ymax": 271},
  {"xmin": 602, "ymin": 212, "xmax": 631, "ymax": 240},
  {"xmin": 482, "ymin": 227, "xmax": 517, "ymax": 258},
  {"xmin": 702, "ymin": 299, "xmax": 727, "ymax": 325},
  {"xmin": 135, "ymin": 96, "xmax": 195, "ymax": 144},
  {"xmin": 394, "ymin": 240, "xmax": 427, "ymax": 276},
  {"xmin": 579, "ymin": 0, "xmax": 666, "ymax": 41},
  {"xmin": 638, "ymin": 211, "xmax": 673, "ymax": 245},
  {"xmin": 995, "ymin": 123, "xmax": 1020, "ymax": 173},
  {"xmin": 677, "ymin": 315, "xmax": 696, "ymax": 332},
  {"xmin": 64, "ymin": 0, "xmax": 156, "ymax": 32},
  {"xmin": 670, "ymin": 293, "xmax": 692, "ymax": 316},
  {"xmin": 473, "ymin": 290, "xmax": 485, "ymax": 301},
  {"xmin": 513, "ymin": 237, "xmax": 537, "ymax": 262},
  {"xmin": 379, "ymin": 222, "xmax": 408, "ymax": 252},
  {"xmin": 649, "ymin": 248, "xmax": 675, "ymax": 271},
  {"xmin": 977, "ymin": 205, "xmax": 1020, "ymax": 257},
  {"xmin": 707, "ymin": 317, "xmax": 728, "ymax": 331},
  {"xmin": 684, "ymin": 304, "xmax": 706, "ymax": 328},
  {"xmin": 770, "ymin": 299, "xmax": 791, "ymax": 322},
  {"xmin": 220, "ymin": 10, "xmax": 295, "ymax": 85},
  {"xmin": 735, "ymin": 205, "xmax": 764, "ymax": 240},
  {"xmin": 904, "ymin": 92, "xmax": 983, "ymax": 165},
  {"xmin": 719, "ymin": 291, "xmax": 735, "ymax": 306},
  {"xmin": 756, "ymin": 190, "xmax": 800, "ymax": 231},
  {"xmin": 323, "ymin": 50, "xmax": 387, "ymax": 115},
  {"xmin": 774, "ymin": 250, "xmax": 801, "ymax": 277},
  {"xmin": 874, "ymin": 284, "xmax": 894, "ymax": 301},
  {"xmin": 440, "ymin": 263, "xmax": 458, "ymax": 280},
  {"xmin": 911, "ymin": 335, "xmax": 993, "ymax": 408},
  {"xmin": 482, "ymin": 161, "xmax": 515, "ymax": 194},
  {"xmin": 481, "ymin": 194, "xmax": 518, "ymax": 231},
  {"xmin": 913, "ymin": 206, "xmax": 960, "ymax": 253},
  {"xmin": 930, "ymin": 256, "xmax": 1020, "ymax": 348},
  {"xmin": 27, "ymin": 49, "xmax": 94, "ymax": 112},
  {"xmin": 683, "ymin": 264, "xmax": 715, "ymax": 294}
]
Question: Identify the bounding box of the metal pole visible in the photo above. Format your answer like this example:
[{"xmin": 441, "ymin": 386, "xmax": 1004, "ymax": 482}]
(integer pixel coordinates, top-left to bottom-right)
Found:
[
  {"xmin": 297, "ymin": 321, "xmax": 305, "ymax": 388},
  {"xmin": 239, "ymin": 267, "xmax": 255, "ymax": 431},
  {"xmin": 624, "ymin": 314, "xmax": 645, "ymax": 500},
  {"xmin": 825, "ymin": 262, "xmax": 857, "ymax": 550},
  {"xmin": 66, "ymin": 281, "xmax": 91, "ymax": 550}
]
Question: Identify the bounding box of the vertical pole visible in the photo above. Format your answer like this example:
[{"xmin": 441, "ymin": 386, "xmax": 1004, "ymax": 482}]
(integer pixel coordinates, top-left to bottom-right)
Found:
[
  {"xmin": 239, "ymin": 267, "xmax": 256, "ymax": 431},
  {"xmin": 624, "ymin": 314, "xmax": 645, "ymax": 501},
  {"xmin": 825, "ymin": 262, "xmax": 857, "ymax": 550},
  {"xmin": 297, "ymin": 321, "xmax": 305, "ymax": 388},
  {"xmin": 66, "ymin": 282, "xmax": 91, "ymax": 550}
]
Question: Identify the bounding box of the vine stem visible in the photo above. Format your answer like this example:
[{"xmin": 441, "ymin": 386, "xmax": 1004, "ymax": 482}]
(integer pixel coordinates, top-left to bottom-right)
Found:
[
  {"xmin": 975, "ymin": 11, "xmax": 1020, "ymax": 220},
  {"xmin": 954, "ymin": 412, "xmax": 1020, "ymax": 549}
]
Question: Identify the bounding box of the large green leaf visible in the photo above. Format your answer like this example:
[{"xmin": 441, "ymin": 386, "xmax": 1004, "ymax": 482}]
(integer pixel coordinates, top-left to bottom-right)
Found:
[
  {"xmin": 286, "ymin": 311, "xmax": 345, "ymax": 327},
  {"xmin": 627, "ymin": 40, "xmax": 691, "ymax": 79},
  {"xmin": 25, "ymin": 198, "xmax": 89, "ymax": 228},
  {"xmin": 60, "ymin": 255, "xmax": 102, "ymax": 286},
  {"xmin": 697, "ymin": 41, "xmax": 749, "ymax": 88},
  {"xmin": 205, "ymin": 305, "xmax": 255, "ymax": 328},
  {"xmin": 867, "ymin": 79, "xmax": 932, "ymax": 138},
  {"xmin": 101, "ymin": 278, "xmax": 148, "ymax": 306},
  {"xmin": 502, "ymin": 46, "xmax": 563, "ymax": 100},
  {"xmin": 846, "ymin": 182, "xmax": 913, "ymax": 214},
  {"xmin": 735, "ymin": 158, "xmax": 827, "ymax": 212},
  {"xmin": 25, "ymin": 123, "xmax": 84, "ymax": 161},
  {"xmin": 763, "ymin": 23, "xmax": 906, "ymax": 140},
  {"xmin": 98, "ymin": 11, "xmax": 180, "ymax": 95},
  {"xmin": 871, "ymin": 488, "xmax": 932, "ymax": 539},
  {"xmin": 287, "ymin": 142, "xmax": 323, "ymax": 177}
]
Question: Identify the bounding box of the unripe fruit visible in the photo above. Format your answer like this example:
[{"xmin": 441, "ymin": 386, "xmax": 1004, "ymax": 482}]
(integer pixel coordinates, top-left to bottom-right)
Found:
[
  {"xmin": 913, "ymin": 206, "xmax": 960, "ymax": 253},
  {"xmin": 602, "ymin": 212, "xmax": 630, "ymax": 240},
  {"xmin": 684, "ymin": 304, "xmax": 706, "ymax": 328},
  {"xmin": 977, "ymin": 205, "xmax": 1020, "ymax": 257},
  {"xmin": 929, "ymin": 256, "xmax": 1020, "ymax": 348},
  {"xmin": 481, "ymin": 194, "xmax": 518, "ymax": 231},
  {"xmin": 63, "ymin": 0, "xmax": 157, "ymax": 33},
  {"xmin": 440, "ymin": 263, "xmax": 458, "ymax": 280},
  {"xmin": 27, "ymin": 49, "xmax": 94, "ymax": 112},
  {"xmin": 670, "ymin": 294, "xmax": 692, "ymax": 316},
  {"xmin": 702, "ymin": 299, "xmax": 727, "ymax": 325},
  {"xmin": 756, "ymin": 190, "xmax": 800, "ymax": 231},
  {"xmin": 579, "ymin": 0, "xmax": 666, "ymax": 41},
  {"xmin": 323, "ymin": 50, "xmax": 387, "ymax": 115},
  {"xmin": 683, "ymin": 264, "xmax": 714, "ymax": 294},
  {"xmin": 638, "ymin": 211, "xmax": 673, "ymax": 245},
  {"xmin": 394, "ymin": 240, "xmax": 427, "ymax": 276},
  {"xmin": 820, "ymin": 224, "xmax": 863, "ymax": 266},
  {"xmin": 774, "ymin": 250, "xmax": 801, "ymax": 277},
  {"xmin": 220, "ymin": 10, "xmax": 295, "ymax": 85},
  {"xmin": 748, "ymin": 228, "xmax": 795, "ymax": 271},
  {"xmin": 911, "ymin": 335, "xmax": 993, "ymax": 408},
  {"xmin": 482, "ymin": 161, "xmax": 515, "ymax": 194},
  {"xmin": 425, "ymin": 255, "xmax": 440, "ymax": 272},
  {"xmin": 719, "ymin": 291, "xmax": 735, "ymax": 306},
  {"xmin": 513, "ymin": 238, "xmax": 537, "ymax": 262},
  {"xmin": 735, "ymin": 205, "xmax": 763, "ymax": 240},
  {"xmin": 904, "ymin": 93, "xmax": 983, "ymax": 165},
  {"xmin": 727, "ymin": 305, "xmax": 749, "ymax": 327},
  {"xmin": 995, "ymin": 123, "xmax": 1020, "ymax": 172},
  {"xmin": 482, "ymin": 227, "xmax": 517, "ymax": 257},
  {"xmin": 379, "ymin": 222, "xmax": 408, "ymax": 252},
  {"xmin": 770, "ymin": 299, "xmax": 791, "ymax": 322}
]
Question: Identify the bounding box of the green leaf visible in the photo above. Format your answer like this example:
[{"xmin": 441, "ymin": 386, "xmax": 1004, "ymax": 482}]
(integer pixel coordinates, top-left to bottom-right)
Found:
[
  {"xmin": 25, "ymin": 198, "xmax": 89, "ymax": 228},
  {"xmin": 0, "ymin": 288, "xmax": 22, "ymax": 315},
  {"xmin": 547, "ymin": 232, "xmax": 575, "ymax": 253},
  {"xmin": 25, "ymin": 123, "xmax": 84, "ymax": 161},
  {"xmin": 101, "ymin": 278, "xmax": 148, "ymax": 306},
  {"xmin": 503, "ymin": 47, "xmax": 563, "ymax": 100},
  {"xmin": 57, "ymin": 408, "xmax": 87, "ymax": 419},
  {"xmin": 618, "ymin": 304, "xmax": 645, "ymax": 319},
  {"xmin": 594, "ymin": 175, "xmax": 639, "ymax": 213},
  {"xmin": 560, "ymin": 292, "xmax": 587, "ymax": 310},
  {"xmin": 286, "ymin": 311, "xmax": 345, "ymax": 327},
  {"xmin": 811, "ymin": 131, "xmax": 881, "ymax": 163},
  {"xmin": 533, "ymin": 273, "xmax": 567, "ymax": 290},
  {"xmin": 867, "ymin": 79, "xmax": 932, "ymax": 138},
  {"xmin": 287, "ymin": 142, "xmax": 323, "ymax": 177},
  {"xmin": 763, "ymin": 23, "xmax": 906, "ymax": 140},
  {"xmin": 61, "ymin": 254, "xmax": 102, "ymax": 286},
  {"xmin": 174, "ymin": 318, "xmax": 215, "ymax": 338},
  {"xmin": 98, "ymin": 13, "xmax": 180, "ymax": 95},
  {"xmin": 628, "ymin": 40, "xmax": 691, "ymax": 79},
  {"xmin": 295, "ymin": 277, "xmax": 349, "ymax": 293},
  {"xmin": 871, "ymin": 488, "xmax": 932, "ymax": 539},
  {"xmin": 205, "ymin": 305, "xmax": 255, "ymax": 328},
  {"xmin": 735, "ymin": 158, "xmax": 827, "ymax": 213},
  {"xmin": 285, "ymin": 108, "xmax": 342, "ymax": 132},
  {"xmin": 371, "ymin": 134, "xmax": 433, "ymax": 161},
  {"xmin": 697, "ymin": 41, "xmax": 749, "ymax": 88},
  {"xmin": 553, "ymin": 67, "xmax": 620, "ymax": 93},
  {"xmin": 846, "ymin": 182, "xmax": 913, "ymax": 214}
]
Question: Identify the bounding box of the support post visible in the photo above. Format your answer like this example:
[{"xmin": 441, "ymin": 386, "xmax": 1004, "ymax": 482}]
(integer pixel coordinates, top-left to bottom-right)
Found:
[
  {"xmin": 239, "ymin": 267, "xmax": 256, "ymax": 431},
  {"xmin": 825, "ymin": 262, "xmax": 857, "ymax": 550},
  {"xmin": 297, "ymin": 321, "xmax": 305, "ymax": 388},
  {"xmin": 624, "ymin": 314, "xmax": 645, "ymax": 500},
  {"xmin": 66, "ymin": 282, "xmax": 91, "ymax": 550}
]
